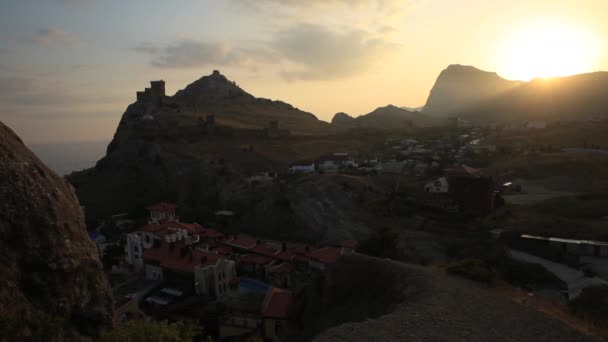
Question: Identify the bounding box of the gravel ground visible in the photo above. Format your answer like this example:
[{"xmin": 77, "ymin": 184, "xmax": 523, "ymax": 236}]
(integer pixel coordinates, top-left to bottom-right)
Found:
[{"xmin": 313, "ymin": 258, "xmax": 598, "ymax": 342}]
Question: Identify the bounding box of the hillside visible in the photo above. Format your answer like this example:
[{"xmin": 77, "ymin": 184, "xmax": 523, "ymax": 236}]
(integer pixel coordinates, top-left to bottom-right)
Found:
[
  {"xmin": 423, "ymin": 64, "xmax": 608, "ymax": 123},
  {"xmin": 0, "ymin": 121, "xmax": 113, "ymax": 339},
  {"xmin": 331, "ymin": 105, "xmax": 434, "ymax": 130},
  {"xmin": 307, "ymin": 255, "xmax": 594, "ymax": 342},
  {"xmin": 171, "ymin": 70, "xmax": 332, "ymax": 135},
  {"xmin": 463, "ymin": 71, "xmax": 608, "ymax": 123},
  {"xmin": 423, "ymin": 64, "xmax": 521, "ymax": 117}
]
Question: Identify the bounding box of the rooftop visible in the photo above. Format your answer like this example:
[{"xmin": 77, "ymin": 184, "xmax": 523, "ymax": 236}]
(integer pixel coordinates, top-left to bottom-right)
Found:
[
  {"xmin": 261, "ymin": 288, "xmax": 293, "ymax": 319},
  {"xmin": 146, "ymin": 202, "xmax": 178, "ymax": 212}
]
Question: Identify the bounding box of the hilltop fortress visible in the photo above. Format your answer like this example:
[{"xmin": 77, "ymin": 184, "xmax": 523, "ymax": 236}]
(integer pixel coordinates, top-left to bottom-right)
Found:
[{"xmin": 130, "ymin": 78, "xmax": 290, "ymax": 139}]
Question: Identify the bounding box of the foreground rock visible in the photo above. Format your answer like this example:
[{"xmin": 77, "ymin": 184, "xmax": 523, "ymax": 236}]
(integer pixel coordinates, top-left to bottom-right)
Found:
[
  {"xmin": 307, "ymin": 255, "xmax": 595, "ymax": 342},
  {"xmin": 0, "ymin": 121, "xmax": 113, "ymax": 339}
]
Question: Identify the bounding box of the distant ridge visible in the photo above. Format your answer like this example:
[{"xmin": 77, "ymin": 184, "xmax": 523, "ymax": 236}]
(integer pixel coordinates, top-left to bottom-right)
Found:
[
  {"xmin": 423, "ymin": 64, "xmax": 608, "ymax": 123},
  {"xmin": 331, "ymin": 105, "xmax": 434, "ymax": 130}
]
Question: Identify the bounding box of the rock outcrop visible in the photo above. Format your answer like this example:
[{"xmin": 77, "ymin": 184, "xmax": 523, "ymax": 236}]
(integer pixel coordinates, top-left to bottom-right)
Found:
[
  {"xmin": 0, "ymin": 121, "xmax": 113, "ymax": 339},
  {"xmin": 305, "ymin": 255, "xmax": 594, "ymax": 342},
  {"xmin": 423, "ymin": 64, "xmax": 520, "ymax": 117}
]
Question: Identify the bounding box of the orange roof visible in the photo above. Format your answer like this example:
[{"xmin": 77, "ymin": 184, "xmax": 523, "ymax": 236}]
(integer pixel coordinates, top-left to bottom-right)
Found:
[
  {"xmin": 308, "ymin": 247, "xmax": 342, "ymax": 264},
  {"xmin": 262, "ymin": 289, "xmax": 293, "ymax": 319},
  {"xmin": 146, "ymin": 202, "xmax": 178, "ymax": 212}
]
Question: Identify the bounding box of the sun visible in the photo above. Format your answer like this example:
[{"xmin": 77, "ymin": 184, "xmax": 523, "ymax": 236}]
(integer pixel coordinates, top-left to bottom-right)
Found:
[{"xmin": 496, "ymin": 21, "xmax": 599, "ymax": 81}]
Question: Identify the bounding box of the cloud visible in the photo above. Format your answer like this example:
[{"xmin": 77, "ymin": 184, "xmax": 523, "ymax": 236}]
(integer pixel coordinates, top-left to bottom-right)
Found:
[
  {"xmin": 274, "ymin": 24, "xmax": 399, "ymax": 80},
  {"xmin": 135, "ymin": 40, "xmax": 249, "ymax": 69},
  {"xmin": 27, "ymin": 28, "xmax": 80, "ymax": 47}
]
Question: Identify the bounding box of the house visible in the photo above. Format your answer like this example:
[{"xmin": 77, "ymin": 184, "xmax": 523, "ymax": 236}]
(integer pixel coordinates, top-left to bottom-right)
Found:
[
  {"xmin": 289, "ymin": 161, "xmax": 315, "ymax": 173},
  {"xmin": 446, "ymin": 165, "xmax": 501, "ymax": 216},
  {"xmin": 261, "ymin": 288, "xmax": 293, "ymax": 341},
  {"xmin": 266, "ymin": 263, "xmax": 295, "ymax": 288},
  {"xmin": 308, "ymin": 247, "xmax": 343, "ymax": 271},
  {"xmin": 317, "ymin": 153, "xmax": 356, "ymax": 171},
  {"xmin": 424, "ymin": 177, "xmax": 449, "ymax": 193},
  {"xmin": 338, "ymin": 240, "xmax": 358, "ymax": 255},
  {"xmin": 146, "ymin": 202, "xmax": 178, "ymax": 224}
]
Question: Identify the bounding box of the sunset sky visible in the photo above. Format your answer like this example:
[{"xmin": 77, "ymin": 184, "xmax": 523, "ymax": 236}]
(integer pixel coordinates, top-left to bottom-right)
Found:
[{"xmin": 1, "ymin": 0, "xmax": 607, "ymax": 144}]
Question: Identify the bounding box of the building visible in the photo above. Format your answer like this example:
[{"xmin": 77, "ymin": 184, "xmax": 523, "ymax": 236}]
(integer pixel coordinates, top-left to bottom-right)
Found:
[
  {"xmin": 124, "ymin": 203, "xmax": 236, "ymax": 300},
  {"xmin": 261, "ymin": 288, "xmax": 293, "ymax": 341},
  {"xmin": 289, "ymin": 162, "xmax": 315, "ymax": 173},
  {"xmin": 425, "ymin": 177, "xmax": 449, "ymax": 193},
  {"xmin": 446, "ymin": 165, "xmax": 500, "ymax": 216},
  {"xmin": 136, "ymin": 80, "xmax": 165, "ymax": 106},
  {"xmin": 317, "ymin": 153, "xmax": 356, "ymax": 171}
]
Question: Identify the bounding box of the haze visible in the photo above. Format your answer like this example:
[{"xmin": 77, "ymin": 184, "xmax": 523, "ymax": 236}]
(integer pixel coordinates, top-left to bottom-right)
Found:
[{"xmin": 1, "ymin": 0, "xmax": 607, "ymax": 144}]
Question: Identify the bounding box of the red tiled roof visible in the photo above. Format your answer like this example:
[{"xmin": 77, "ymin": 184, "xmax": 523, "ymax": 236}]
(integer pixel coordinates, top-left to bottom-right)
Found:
[
  {"xmin": 225, "ymin": 236, "xmax": 257, "ymax": 250},
  {"xmin": 146, "ymin": 202, "xmax": 177, "ymax": 212},
  {"xmin": 240, "ymin": 254, "xmax": 274, "ymax": 265},
  {"xmin": 308, "ymin": 247, "xmax": 342, "ymax": 264},
  {"xmin": 143, "ymin": 240, "xmax": 222, "ymax": 274},
  {"xmin": 262, "ymin": 289, "xmax": 292, "ymax": 319},
  {"xmin": 339, "ymin": 240, "xmax": 358, "ymax": 249},
  {"xmin": 250, "ymin": 243, "xmax": 279, "ymax": 257}
]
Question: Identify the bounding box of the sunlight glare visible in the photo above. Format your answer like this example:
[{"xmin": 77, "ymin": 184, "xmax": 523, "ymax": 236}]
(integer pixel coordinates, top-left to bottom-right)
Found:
[{"xmin": 497, "ymin": 21, "xmax": 599, "ymax": 81}]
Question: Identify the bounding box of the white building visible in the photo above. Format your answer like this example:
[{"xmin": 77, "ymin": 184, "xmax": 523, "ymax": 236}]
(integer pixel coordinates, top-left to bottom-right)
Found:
[{"xmin": 289, "ymin": 162, "xmax": 315, "ymax": 173}]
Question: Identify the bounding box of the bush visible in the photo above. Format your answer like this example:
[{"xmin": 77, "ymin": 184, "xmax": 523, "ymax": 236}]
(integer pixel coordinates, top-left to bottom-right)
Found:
[{"xmin": 446, "ymin": 259, "xmax": 496, "ymax": 285}]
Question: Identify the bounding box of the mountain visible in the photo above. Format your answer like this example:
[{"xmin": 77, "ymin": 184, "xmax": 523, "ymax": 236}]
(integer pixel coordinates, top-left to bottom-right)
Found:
[
  {"xmin": 423, "ymin": 64, "xmax": 608, "ymax": 123},
  {"xmin": 331, "ymin": 105, "xmax": 434, "ymax": 130},
  {"xmin": 67, "ymin": 72, "xmax": 379, "ymax": 244},
  {"xmin": 0, "ymin": 121, "xmax": 113, "ymax": 339},
  {"xmin": 462, "ymin": 71, "xmax": 608, "ymax": 123},
  {"xmin": 423, "ymin": 64, "xmax": 521, "ymax": 117},
  {"xmin": 171, "ymin": 70, "xmax": 331, "ymax": 134}
]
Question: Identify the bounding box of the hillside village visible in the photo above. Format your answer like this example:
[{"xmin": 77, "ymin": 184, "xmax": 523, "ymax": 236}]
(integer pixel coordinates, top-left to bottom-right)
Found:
[{"xmin": 84, "ymin": 80, "xmax": 608, "ymax": 339}]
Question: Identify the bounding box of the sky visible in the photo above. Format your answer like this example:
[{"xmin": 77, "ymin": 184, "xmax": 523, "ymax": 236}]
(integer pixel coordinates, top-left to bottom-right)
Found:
[{"xmin": 1, "ymin": 0, "xmax": 607, "ymax": 144}]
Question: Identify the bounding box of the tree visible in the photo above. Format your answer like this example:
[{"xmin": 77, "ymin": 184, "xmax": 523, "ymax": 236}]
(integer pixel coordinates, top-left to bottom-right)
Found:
[{"xmin": 100, "ymin": 320, "xmax": 203, "ymax": 342}]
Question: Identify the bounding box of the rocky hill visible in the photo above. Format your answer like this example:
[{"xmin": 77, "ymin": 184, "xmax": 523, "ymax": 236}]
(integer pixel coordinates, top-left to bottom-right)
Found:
[
  {"xmin": 67, "ymin": 71, "xmax": 383, "ymax": 244},
  {"xmin": 304, "ymin": 255, "xmax": 595, "ymax": 342},
  {"xmin": 0, "ymin": 121, "xmax": 113, "ymax": 339},
  {"xmin": 423, "ymin": 64, "xmax": 521, "ymax": 117},
  {"xmin": 171, "ymin": 70, "xmax": 331, "ymax": 134},
  {"xmin": 331, "ymin": 105, "xmax": 434, "ymax": 130}
]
